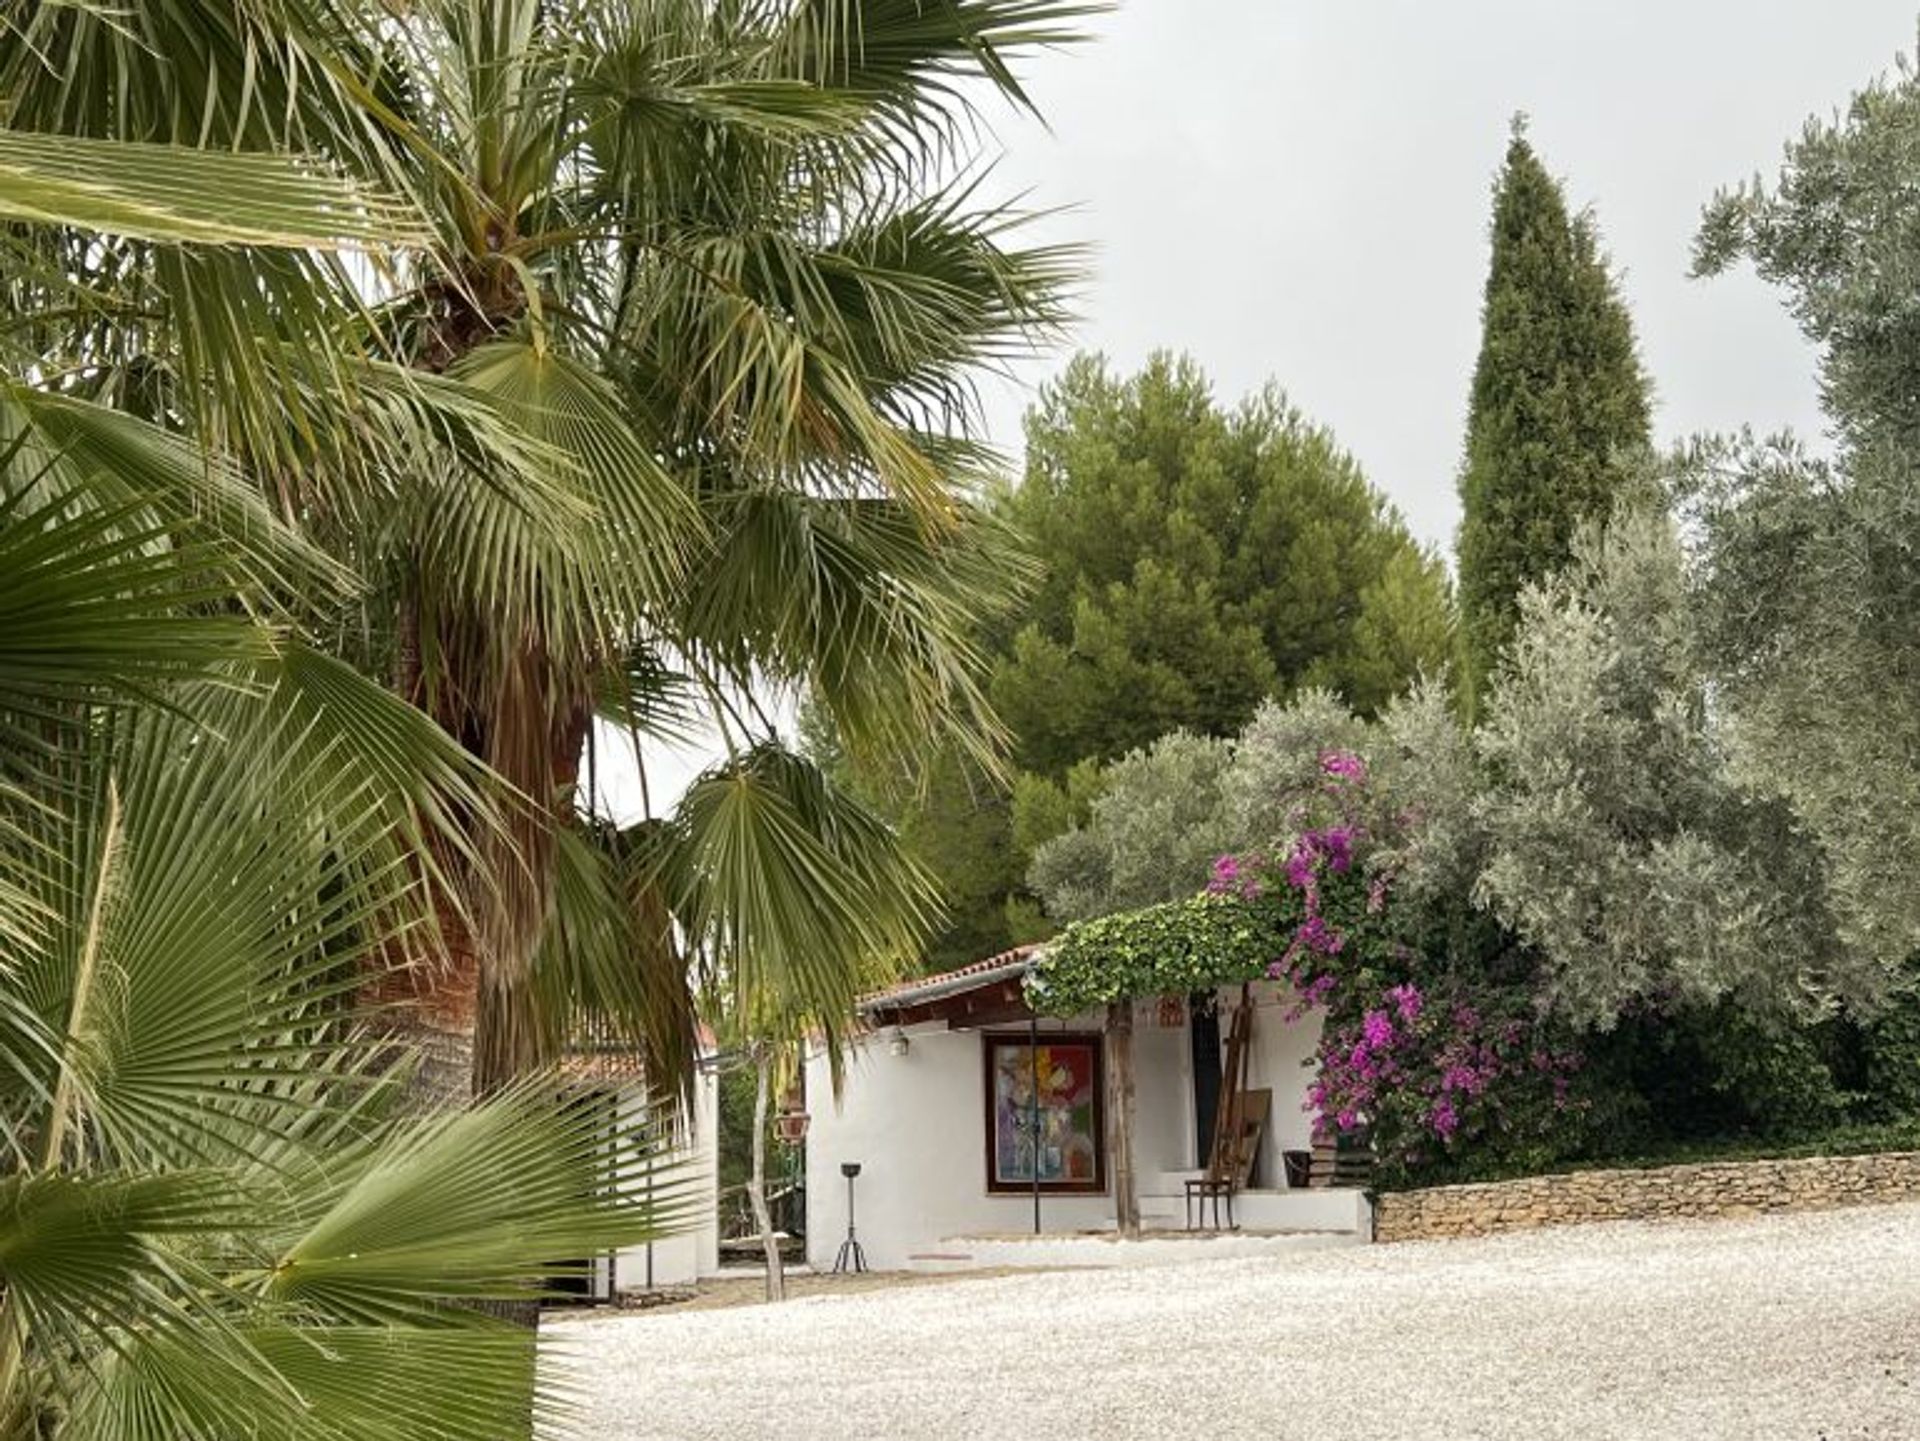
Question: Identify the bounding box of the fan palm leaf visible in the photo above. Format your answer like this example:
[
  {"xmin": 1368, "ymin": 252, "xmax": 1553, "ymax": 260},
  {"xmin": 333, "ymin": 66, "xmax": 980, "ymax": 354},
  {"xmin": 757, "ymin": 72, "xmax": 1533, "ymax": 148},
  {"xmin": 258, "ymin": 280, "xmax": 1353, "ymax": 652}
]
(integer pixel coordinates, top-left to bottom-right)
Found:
[{"xmin": 4, "ymin": 0, "xmax": 1094, "ymax": 1166}]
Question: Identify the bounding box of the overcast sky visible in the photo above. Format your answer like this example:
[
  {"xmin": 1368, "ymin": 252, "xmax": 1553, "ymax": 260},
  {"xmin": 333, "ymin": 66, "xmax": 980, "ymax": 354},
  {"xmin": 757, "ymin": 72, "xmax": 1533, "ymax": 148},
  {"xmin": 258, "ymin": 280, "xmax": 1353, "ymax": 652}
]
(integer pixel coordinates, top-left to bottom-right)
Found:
[
  {"xmin": 594, "ymin": 3, "xmax": 1919, "ymax": 822},
  {"xmin": 974, "ymin": 1, "xmax": 1918, "ymax": 552}
]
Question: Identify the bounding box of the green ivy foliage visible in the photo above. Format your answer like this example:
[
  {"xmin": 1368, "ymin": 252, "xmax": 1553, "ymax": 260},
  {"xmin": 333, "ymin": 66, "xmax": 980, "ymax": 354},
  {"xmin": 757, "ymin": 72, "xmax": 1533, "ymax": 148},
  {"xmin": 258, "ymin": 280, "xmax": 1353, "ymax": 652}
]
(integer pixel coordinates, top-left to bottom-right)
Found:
[{"xmin": 1026, "ymin": 894, "xmax": 1290, "ymax": 1016}]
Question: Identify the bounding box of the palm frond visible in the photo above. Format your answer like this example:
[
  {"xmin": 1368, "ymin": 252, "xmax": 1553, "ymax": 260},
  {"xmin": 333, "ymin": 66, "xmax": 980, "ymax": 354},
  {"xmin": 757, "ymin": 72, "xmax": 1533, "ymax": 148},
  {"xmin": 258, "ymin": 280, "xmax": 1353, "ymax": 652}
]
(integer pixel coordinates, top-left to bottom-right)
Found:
[
  {"xmin": 0, "ymin": 462, "xmax": 278, "ymax": 765},
  {"xmin": 529, "ymin": 821, "xmax": 696, "ymax": 1099},
  {"xmin": 652, "ymin": 742, "xmax": 938, "ymax": 1065},
  {"xmin": 0, "ymin": 380, "xmax": 342, "ymax": 606},
  {"xmin": 0, "ymin": 129, "xmax": 428, "ymax": 250},
  {"xmin": 69, "ymin": 1324, "xmax": 551, "ymax": 1441},
  {"xmin": 264, "ymin": 1080, "xmax": 696, "ymax": 1314},
  {"xmin": 773, "ymin": 0, "xmax": 1105, "ymax": 125},
  {"xmin": 9, "ymin": 705, "xmax": 400, "ymax": 1169},
  {"xmin": 0, "ymin": 1171, "xmax": 237, "ymax": 1362},
  {"xmin": 451, "ymin": 339, "xmax": 704, "ymax": 629},
  {"xmin": 679, "ymin": 489, "xmax": 1030, "ymax": 774}
]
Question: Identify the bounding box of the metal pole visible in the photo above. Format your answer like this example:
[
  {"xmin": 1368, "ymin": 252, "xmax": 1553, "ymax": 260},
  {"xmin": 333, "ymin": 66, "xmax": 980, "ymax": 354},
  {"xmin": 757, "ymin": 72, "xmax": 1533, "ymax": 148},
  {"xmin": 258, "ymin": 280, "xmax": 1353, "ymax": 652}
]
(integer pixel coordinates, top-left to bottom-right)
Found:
[
  {"xmin": 1029, "ymin": 1010, "xmax": 1041, "ymax": 1234},
  {"xmin": 643, "ymin": 1090, "xmax": 655, "ymax": 1288}
]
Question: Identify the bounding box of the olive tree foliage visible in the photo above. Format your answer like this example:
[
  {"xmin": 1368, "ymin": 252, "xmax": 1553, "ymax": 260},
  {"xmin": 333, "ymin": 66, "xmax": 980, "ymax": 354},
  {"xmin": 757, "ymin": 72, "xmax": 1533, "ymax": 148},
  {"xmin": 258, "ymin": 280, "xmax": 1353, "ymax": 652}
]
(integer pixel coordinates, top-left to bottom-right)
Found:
[
  {"xmin": 1683, "ymin": 46, "xmax": 1920, "ymax": 969},
  {"xmin": 1026, "ymin": 730, "xmax": 1233, "ymax": 923},
  {"xmin": 1473, "ymin": 508, "xmax": 1867, "ymax": 1026},
  {"xmin": 1216, "ymin": 688, "xmax": 1371, "ymax": 848},
  {"xmin": 1025, "ymin": 682, "xmax": 1467, "ymax": 925},
  {"xmin": 1029, "ymin": 504, "xmax": 1873, "ymax": 1039}
]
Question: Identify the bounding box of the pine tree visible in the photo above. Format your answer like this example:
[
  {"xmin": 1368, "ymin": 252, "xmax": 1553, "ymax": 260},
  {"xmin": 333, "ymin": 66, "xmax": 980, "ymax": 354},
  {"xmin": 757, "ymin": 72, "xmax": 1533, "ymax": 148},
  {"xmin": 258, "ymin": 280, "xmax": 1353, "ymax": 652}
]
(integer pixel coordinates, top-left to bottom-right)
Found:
[
  {"xmin": 1455, "ymin": 122, "xmax": 1652, "ymax": 716},
  {"xmin": 1000, "ymin": 352, "xmax": 1454, "ymax": 774},
  {"xmin": 839, "ymin": 353, "xmax": 1455, "ymax": 970}
]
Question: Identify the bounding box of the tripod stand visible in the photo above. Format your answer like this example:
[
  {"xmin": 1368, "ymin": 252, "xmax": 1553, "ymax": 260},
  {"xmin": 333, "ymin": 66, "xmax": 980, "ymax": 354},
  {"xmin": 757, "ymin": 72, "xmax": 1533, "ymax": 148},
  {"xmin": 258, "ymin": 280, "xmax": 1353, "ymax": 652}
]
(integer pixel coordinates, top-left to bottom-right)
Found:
[{"xmin": 832, "ymin": 1162, "xmax": 867, "ymax": 1273}]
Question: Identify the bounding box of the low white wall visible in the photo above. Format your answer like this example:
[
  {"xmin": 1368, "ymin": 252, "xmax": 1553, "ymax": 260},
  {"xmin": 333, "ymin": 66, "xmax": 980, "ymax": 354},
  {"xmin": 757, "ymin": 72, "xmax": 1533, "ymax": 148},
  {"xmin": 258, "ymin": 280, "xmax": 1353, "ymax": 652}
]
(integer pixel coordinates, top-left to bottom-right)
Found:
[
  {"xmin": 807, "ymin": 994, "xmax": 1325, "ymax": 1269},
  {"xmin": 613, "ymin": 1068, "xmax": 721, "ymax": 1291}
]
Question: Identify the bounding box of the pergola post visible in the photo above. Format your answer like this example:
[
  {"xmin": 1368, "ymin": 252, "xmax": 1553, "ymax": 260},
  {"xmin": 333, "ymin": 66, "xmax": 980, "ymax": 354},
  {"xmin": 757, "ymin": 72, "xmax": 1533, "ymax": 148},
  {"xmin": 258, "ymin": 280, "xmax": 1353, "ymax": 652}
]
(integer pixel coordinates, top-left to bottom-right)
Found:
[{"xmin": 1105, "ymin": 998, "xmax": 1140, "ymax": 1238}]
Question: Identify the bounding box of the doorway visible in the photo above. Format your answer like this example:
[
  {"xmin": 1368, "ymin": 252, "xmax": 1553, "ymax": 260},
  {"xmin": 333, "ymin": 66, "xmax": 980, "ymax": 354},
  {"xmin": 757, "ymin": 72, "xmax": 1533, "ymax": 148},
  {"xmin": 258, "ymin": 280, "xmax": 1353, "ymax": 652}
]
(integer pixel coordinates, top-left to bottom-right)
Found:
[{"xmin": 1188, "ymin": 991, "xmax": 1221, "ymax": 1168}]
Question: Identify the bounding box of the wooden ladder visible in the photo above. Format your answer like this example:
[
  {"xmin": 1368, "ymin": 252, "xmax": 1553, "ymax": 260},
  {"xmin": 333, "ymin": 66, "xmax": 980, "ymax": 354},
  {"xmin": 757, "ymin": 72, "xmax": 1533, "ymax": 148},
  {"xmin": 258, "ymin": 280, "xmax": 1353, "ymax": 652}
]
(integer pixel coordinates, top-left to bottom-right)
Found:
[
  {"xmin": 1187, "ymin": 986, "xmax": 1257, "ymax": 1229},
  {"xmin": 1212, "ymin": 986, "xmax": 1254, "ymax": 1174}
]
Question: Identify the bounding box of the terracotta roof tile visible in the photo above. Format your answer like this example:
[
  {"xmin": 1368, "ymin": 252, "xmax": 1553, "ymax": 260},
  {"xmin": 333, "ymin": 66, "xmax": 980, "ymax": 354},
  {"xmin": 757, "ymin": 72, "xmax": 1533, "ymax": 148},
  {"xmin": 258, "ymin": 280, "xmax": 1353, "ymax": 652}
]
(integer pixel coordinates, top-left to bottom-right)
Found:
[{"xmin": 859, "ymin": 943, "xmax": 1043, "ymax": 1014}]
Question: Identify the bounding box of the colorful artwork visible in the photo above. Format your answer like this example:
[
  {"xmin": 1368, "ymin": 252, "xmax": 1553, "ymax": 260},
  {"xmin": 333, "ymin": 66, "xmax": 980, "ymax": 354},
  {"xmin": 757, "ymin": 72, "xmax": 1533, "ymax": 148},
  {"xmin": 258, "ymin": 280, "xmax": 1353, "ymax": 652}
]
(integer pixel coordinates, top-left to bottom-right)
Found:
[{"xmin": 983, "ymin": 1033, "xmax": 1106, "ymax": 1194}]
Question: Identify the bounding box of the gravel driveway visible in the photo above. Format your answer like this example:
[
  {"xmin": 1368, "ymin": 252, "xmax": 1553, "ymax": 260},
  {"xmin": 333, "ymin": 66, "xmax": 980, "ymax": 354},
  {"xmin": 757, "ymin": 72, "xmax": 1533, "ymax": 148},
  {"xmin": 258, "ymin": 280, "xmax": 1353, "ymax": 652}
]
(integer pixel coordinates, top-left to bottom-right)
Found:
[{"xmin": 544, "ymin": 1202, "xmax": 1920, "ymax": 1439}]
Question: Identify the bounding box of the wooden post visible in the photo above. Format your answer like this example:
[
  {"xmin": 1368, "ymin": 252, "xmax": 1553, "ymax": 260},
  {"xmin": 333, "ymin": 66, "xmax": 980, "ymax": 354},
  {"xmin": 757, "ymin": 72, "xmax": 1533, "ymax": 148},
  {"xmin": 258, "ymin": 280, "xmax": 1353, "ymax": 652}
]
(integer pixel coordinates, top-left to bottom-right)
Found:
[
  {"xmin": 1029, "ymin": 1012, "xmax": 1042, "ymax": 1234},
  {"xmin": 1106, "ymin": 999, "xmax": 1140, "ymax": 1238}
]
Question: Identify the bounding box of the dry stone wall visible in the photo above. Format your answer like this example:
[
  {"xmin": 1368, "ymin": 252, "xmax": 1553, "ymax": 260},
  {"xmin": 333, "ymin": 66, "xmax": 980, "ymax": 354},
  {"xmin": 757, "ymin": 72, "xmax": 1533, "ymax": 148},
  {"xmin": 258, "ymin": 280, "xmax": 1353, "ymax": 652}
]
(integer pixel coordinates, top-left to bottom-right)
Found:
[{"xmin": 1373, "ymin": 1150, "xmax": 1920, "ymax": 1242}]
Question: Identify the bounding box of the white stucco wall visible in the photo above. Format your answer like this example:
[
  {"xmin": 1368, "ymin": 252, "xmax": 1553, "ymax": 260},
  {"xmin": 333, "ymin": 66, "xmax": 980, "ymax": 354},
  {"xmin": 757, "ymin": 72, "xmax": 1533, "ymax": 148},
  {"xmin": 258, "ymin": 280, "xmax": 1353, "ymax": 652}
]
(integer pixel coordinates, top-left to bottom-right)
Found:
[
  {"xmin": 1132, "ymin": 1012, "xmax": 1198, "ymax": 1186},
  {"xmin": 611, "ymin": 1067, "xmax": 721, "ymax": 1292},
  {"xmin": 805, "ymin": 992, "xmax": 1325, "ymax": 1270},
  {"xmin": 1240, "ymin": 981, "xmax": 1325, "ymax": 1186},
  {"xmin": 806, "ymin": 1016, "xmax": 1115, "ymax": 1271}
]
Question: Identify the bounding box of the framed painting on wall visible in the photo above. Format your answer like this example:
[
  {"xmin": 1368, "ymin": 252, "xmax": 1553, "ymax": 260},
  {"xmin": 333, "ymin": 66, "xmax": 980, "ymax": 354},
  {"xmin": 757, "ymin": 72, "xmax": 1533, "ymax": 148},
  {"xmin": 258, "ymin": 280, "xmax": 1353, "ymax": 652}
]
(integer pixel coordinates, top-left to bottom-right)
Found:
[{"xmin": 982, "ymin": 1032, "xmax": 1106, "ymax": 1194}]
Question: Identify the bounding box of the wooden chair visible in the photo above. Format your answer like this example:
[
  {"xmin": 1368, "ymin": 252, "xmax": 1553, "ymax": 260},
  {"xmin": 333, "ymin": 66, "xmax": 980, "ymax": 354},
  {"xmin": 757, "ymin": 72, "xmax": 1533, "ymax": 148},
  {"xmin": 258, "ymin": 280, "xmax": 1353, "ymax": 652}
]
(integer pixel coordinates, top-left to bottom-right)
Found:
[
  {"xmin": 1185, "ymin": 989, "xmax": 1270, "ymax": 1230},
  {"xmin": 1187, "ymin": 1088, "xmax": 1271, "ymax": 1227}
]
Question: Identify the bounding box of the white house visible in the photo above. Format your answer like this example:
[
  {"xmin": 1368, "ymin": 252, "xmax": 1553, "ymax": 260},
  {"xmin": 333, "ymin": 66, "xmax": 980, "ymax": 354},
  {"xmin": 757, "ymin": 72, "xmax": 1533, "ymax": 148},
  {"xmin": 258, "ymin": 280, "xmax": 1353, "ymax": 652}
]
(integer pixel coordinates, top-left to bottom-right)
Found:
[
  {"xmin": 615, "ymin": 1068, "xmax": 722, "ymax": 1291},
  {"xmin": 804, "ymin": 946, "xmax": 1371, "ymax": 1271},
  {"xmin": 568, "ymin": 1042, "xmax": 724, "ymax": 1296}
]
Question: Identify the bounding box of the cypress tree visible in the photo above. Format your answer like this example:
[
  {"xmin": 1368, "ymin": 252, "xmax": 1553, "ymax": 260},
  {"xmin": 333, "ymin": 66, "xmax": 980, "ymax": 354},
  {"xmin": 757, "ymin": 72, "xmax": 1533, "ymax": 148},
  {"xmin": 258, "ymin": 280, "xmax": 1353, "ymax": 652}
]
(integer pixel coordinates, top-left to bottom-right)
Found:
[{"xmin": 1455, "ymin": 122, "xmax": 1652, "ymax": 716}]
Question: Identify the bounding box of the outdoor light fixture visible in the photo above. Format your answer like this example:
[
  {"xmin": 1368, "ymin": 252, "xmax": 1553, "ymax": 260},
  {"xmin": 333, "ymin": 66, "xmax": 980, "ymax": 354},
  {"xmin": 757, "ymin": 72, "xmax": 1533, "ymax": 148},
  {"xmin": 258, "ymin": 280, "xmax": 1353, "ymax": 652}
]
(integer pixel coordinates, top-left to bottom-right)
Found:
[
  {"xmin": 772, "ymin": 1104, "xmax": 810, "ymax": 1146},
  {"xmin": 833, "ymin": 1162, "xmax": 868, "ymax": 1274},
  {"xmin": 888, "ymin": 1027, "xmax": 911, "ymax": 1056}
]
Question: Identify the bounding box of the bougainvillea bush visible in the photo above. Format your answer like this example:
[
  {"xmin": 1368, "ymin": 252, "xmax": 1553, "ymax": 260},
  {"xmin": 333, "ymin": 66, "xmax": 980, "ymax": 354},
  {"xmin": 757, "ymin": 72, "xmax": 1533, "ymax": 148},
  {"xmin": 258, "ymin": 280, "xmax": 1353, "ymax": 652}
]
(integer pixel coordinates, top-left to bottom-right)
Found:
[
  {"xmin": 1215, "ymin": 747, "xmax": 1590, "ymax": 1185},
  {"xmin": 1034, "ymin": 742, "xmax": 1595, "ymax": 1185}
]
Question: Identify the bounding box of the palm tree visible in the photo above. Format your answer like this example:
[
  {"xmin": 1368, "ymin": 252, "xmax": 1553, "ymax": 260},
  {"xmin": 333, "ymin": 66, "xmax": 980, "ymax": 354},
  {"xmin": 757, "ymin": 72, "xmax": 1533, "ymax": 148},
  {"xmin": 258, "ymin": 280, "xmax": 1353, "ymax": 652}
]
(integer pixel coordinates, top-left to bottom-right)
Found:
[
  {"xmin": 0, "ymin": 154, "xmax": 697, "ymax": 1435},
  {"xmin": 3, "ymin": 0, "xmax": 1091, "ymax": 1098}
]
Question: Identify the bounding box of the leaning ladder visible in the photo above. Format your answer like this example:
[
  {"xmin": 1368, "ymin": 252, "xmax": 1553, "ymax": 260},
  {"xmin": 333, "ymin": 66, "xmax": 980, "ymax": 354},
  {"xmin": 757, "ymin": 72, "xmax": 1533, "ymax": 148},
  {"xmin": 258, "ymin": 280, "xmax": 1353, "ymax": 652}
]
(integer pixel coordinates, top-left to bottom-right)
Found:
[{"xmin": 1186, "ymin": 985, "xmax": 1254, "ymax": 1228}]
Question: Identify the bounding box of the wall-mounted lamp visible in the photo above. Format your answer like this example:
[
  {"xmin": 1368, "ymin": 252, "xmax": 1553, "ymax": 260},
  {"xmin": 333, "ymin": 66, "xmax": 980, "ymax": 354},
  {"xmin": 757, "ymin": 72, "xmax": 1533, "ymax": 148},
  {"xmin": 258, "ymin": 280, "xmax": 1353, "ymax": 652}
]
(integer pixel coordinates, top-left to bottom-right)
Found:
[
  {"xmin": 888, "ymin": 1027, "xmax": 911, "ymax": 1057},
  {"xmin": 772, "ymin": 1081, "xmax": 809, "ymax": 1145}
]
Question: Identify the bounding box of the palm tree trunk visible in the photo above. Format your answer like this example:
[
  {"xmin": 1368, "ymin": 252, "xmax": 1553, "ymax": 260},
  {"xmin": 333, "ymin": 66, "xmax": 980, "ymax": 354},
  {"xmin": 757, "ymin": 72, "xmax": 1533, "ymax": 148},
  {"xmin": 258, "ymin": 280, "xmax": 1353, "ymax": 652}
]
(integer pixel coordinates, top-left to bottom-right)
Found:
[
  {"xmin": 466, "ymin": 634, "xmax": 583, "ymax": 1096},
  {"xmin": 381, "ymin": 624, "xmax": 595, "ymax": 1102},
  {"xmin": 749, "ymin": 1048, "xmax": 786, "ymax": 1303}
]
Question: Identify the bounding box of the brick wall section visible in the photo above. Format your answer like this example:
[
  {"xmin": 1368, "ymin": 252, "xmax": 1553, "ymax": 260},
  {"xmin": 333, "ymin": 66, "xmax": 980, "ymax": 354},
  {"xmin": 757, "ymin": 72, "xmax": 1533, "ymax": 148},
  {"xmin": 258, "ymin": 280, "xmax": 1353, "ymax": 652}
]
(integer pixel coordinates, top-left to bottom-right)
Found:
[{"xmin": 1373, "ymin": 1151, "xmax": 1920, "ymax": 1242}]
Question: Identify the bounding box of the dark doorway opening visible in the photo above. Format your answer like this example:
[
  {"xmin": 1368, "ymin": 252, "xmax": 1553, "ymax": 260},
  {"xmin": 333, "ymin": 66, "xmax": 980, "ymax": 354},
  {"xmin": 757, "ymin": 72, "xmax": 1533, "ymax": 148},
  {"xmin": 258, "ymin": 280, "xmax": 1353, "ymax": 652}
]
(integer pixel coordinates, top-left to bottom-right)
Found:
[{"xmin": 1189, "ymin": 991, "xmax": 1222, "ymax": 1168}]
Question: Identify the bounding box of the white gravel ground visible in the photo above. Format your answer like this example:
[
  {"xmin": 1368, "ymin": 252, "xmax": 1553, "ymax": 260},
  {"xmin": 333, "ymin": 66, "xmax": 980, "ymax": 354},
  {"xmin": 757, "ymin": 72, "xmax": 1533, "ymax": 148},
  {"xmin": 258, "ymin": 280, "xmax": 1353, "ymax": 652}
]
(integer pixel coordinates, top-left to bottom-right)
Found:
[{"xmin": 544, "ymin": 1203, "xmax": 1920, "ymax": 1440}]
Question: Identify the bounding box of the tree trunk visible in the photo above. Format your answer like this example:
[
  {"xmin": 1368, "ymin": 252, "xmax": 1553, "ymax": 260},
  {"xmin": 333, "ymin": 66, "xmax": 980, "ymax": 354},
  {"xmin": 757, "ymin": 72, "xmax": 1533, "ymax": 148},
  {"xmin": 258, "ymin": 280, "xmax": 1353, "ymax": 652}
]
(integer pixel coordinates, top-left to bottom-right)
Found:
[
  {"xmin": 1106, "ymin": 999, "xmax": 1140, "ymax": 1239},
  {"xmin": 373, "ymin": 627, "xmax": 586, "ymax": 1105},
  {"xmin": 466, "ymin": 638, "xmax": 591, "ymax": 1097},
  {"xmin": 749, "ymin": 1049, "xmax": 786, "ymax": 1303}
]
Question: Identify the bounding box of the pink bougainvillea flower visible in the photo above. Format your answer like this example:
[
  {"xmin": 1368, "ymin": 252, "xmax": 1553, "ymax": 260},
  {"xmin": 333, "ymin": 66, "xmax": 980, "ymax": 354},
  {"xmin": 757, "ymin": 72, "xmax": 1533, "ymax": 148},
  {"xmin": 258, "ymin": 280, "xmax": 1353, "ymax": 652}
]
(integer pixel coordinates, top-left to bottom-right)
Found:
[
  {"xmin": 1367, "ymin": 871, "xmax": 1392, "ymax": 913},
  {"xmin": 1284, "ymin": 847, "xmax": 1316, "ymax": 889},
  {"xmin": 1384, "ymin": 982, "xmax": 1423, "ymax": 1024},
  {"xmin": 1319, "ymin": 748, "xmax": 1367, "ymax": 783},
  {"xmin": 1321, "ymin": 825, "xmax": 1356, "ymax": 873}
]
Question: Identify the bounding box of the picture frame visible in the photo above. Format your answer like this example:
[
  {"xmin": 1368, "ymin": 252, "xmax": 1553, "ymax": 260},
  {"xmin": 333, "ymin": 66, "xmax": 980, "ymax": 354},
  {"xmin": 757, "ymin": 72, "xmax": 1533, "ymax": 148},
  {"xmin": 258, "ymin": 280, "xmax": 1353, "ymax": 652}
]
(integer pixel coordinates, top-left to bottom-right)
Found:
[{"xmin": 981, "ymin": 1031, "xmax": 1107, "ymax": 1195}]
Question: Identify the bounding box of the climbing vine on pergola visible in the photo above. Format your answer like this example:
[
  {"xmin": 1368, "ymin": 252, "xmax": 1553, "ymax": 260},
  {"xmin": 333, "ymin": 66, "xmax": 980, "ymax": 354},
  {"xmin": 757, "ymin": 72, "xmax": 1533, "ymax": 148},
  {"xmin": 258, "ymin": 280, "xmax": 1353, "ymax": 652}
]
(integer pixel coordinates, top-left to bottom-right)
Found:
[{"xmin": 1024, "ymin": 894, "xmax": 1293, "ymax": 1017}]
